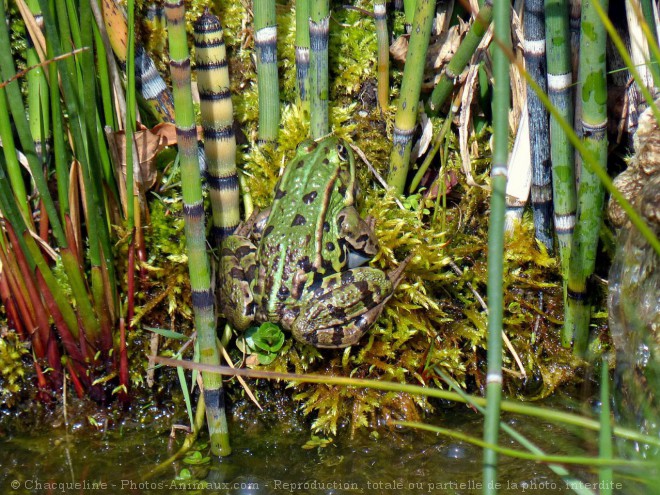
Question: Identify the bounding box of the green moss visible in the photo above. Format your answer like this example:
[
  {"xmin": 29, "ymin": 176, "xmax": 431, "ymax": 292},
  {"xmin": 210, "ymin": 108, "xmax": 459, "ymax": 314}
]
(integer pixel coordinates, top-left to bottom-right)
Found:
[{"xmin": 0, "ymin": 331, "xmax": 30, "ymax": 408}]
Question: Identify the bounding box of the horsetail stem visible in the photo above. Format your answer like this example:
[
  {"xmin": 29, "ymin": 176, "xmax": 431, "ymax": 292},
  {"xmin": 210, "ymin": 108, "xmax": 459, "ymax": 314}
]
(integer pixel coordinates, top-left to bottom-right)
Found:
[
  {"xmin": 483, "ymin": 0, "xmax": 511, "ymax": 489},
  {"xmin": 26, "ymin": 0, "xmax": 50, "ymax": 167},
  {"xmin": 164, "ymin": 0, "xmax": 230, "ymax": 456},
  {"xmin": 309, "ymin": 0, "xmax": 329, "ymax": 139},
  {"xmin": 427, "ymin": 0, "xmax": 493, "ymax": 116},
  {"xmin": 545, "ymin": 0, "xmax": 577, "ymax": 327},
  {"xmin": 194, "ymin": 10, "xmax": 240, "ymax": 245},
  {"xmin": 254, "ymin": 0, "xmax": 280, "ymax": 144},
  {"xmin": 374, "ymin": 0, "xmax": 389, "ymax": 110},
  {"xmin": 524, "ymin": 0, "xmax": 553, "ymax": 251},
  {"xmin": 387, "ymin": 0, "xmax": 436, "ymax": 194},
  {"xmin": 565, "ymin": 0, "xmax": 609, "ymax": 356},
  {"xmin": 295, "ymin": 0, "xmax": 310, "ymax": 105},
  {"xmin": 101, "ymin": 0, "xmax": 176, "ymax": 122}
]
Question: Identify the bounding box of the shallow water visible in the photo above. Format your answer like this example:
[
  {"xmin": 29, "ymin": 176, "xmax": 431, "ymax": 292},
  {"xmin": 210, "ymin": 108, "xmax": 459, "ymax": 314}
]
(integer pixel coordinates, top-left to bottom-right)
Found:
[{"xmin": 0, "ymin": 400, "xmax": 626, "ymax": 495}]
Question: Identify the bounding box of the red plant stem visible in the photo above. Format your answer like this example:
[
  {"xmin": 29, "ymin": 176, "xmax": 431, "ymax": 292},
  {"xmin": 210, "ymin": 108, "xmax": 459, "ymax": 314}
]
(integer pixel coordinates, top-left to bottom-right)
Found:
[
  {"xmin": 65, "ymin": 360, "xmax": 86, "ymax": 398},
  {"xmin": 127, "ymin": 228, "xmax": 136, "ymax": 330},
  {"xmin": 4, "ymin": 224, "xmax": 50, "ymax": 359},
  {"xmin": 46, "ymin": 333, "xmax": 63, "ymax": 388},
  {"xmin": 33, "ymin": 358, "xmax": 52, "ymax": 403},
  {"xmin": 38, "ymin": 197, "xmax": 50, "ymax": 243},
  {"xmin": 134, "ymin": 206, "xmax": 147, "ymax": 279},
  {"xmin": 0, "ymin": 239, "xmax": 35, "ymax": 340},
  {"xmin": 64, "ymin": 214, "xmax": 83, "ymax": 269},
  {"xmin": 35, "ymin": 269, "xmax": 85, "ymax": 364},
  {"xmin": 118, "ymin": 317, "xmax": 130, "ymax": 403},
  {"xmin": 0, "ymin": 266, "xmax": 27, "ymax": 339}
]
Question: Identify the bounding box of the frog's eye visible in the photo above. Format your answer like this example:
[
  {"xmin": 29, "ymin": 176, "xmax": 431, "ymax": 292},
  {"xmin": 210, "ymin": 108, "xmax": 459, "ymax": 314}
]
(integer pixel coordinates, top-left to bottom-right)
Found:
[{"xmin": 337, "ymin": 143, "xmax": 348, "ymax": 162}]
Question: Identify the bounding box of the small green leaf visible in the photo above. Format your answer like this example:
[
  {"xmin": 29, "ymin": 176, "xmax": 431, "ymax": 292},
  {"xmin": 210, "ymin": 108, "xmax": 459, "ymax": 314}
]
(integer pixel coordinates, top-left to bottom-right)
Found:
[
  {"xmin": 175, "ymin": 468, "xmax": 192, "ymax": 480},
  {"xmin": 183, "ymin": 450, "xmax": 211, "ymax": 465},
  {"xmin": 144, "ymin": 326, "xmax": 188, "ymax": 340},
  {"xmin": 257, "ymin": 352, "xmax": 276, "ymax": 365},
  {"xmin": 252, "ymin": 322, "xmax": 285, "ymax": 352}
]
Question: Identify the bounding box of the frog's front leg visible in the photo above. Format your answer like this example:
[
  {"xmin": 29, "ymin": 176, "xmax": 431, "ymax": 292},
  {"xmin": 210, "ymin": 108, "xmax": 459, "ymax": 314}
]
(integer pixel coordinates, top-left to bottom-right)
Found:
[
  {"xmin": 291, "ymin": 258, "xmax": 410, "ymax": 348},
  {"xmin": 218, "ymin": 235, "xmax": 258, "ymax": 331}
]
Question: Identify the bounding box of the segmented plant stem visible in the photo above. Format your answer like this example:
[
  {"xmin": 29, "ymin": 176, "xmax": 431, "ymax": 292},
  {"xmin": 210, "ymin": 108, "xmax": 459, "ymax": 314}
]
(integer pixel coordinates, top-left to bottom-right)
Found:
[
  {"xmin": 545, "ymin": 0, "xmax": 576, "ymax": 340},
  {"xmin": 374, "ymin": 0, "xmax": 389, "ymax": 109},
  {"xmin": 254, "ymin": 0, "xmax": 280, "ymax": 144},
  {"xmin": 309, "ymin": 0, "xmax": 329, "ymax": 139},
  {"xmin": 194, "ymin": 11, "xmax": 240, "ymax": 245},
  {"xmin": 566, "ymin": 0, "xmax": 608, "ymax": 356},
  {"xmin": 295, "ymin": 0, "xmax": 310, "ymax": 105},
  {"xmin": 101, "ymin": 0, "xmax": 176, "ymax": 121},
  {"xmin": 483, "ymin": 0, "xmax": 511, "ymax": 490},
  {"xmin": 387, "ymin": 0, "xmax": 436, "ymax": 194},
  {"xmin": 524, "ymin": 0, "xmax": 553, "ymax": 250},
  {"xmin": 26, "ymin": 0, "xmax": 50, "ymax": 166},
  {"xmin": 164, "ymin": 0, "xmax": 230, "ymax": 456},
  {"xmin": 427, "ymin": 0, "xmax": 493, "ymax": 115}
]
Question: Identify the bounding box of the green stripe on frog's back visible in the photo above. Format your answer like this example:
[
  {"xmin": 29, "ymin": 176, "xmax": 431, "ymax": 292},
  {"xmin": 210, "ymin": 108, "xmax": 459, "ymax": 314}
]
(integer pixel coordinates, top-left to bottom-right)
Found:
[{"xmin": 194, "ymin": 10, "xmax": 240, "ymax": 244}]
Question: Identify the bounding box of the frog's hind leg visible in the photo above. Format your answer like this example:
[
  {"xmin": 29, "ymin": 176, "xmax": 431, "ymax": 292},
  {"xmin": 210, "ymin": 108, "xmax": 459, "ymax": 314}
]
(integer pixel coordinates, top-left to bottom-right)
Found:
[
  {"xmin": 292, "ymin": 256, "xmax": 412, "ymax": 348},
  {"xmin": 218, "ymin": 235, "xmax": 258, "ymax": 331}
]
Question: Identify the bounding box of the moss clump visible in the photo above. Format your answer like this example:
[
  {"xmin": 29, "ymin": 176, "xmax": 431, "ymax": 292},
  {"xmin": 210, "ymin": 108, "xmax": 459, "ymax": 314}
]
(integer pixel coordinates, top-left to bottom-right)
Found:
[{"xmin": 0, "ymin": 330, "xmax": 30, "ymax": 408}]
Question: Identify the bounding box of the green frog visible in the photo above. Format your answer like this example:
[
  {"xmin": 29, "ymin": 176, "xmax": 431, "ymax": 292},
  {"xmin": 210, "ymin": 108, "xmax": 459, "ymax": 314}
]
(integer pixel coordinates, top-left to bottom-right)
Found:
[{"xmin": 219, "ymin": 137, "xmax": 409, "ymax": 348}]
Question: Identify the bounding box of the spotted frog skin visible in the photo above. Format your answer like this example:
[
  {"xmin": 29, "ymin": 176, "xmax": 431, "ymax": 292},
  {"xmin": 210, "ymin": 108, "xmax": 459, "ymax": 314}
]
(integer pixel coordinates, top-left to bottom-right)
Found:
[{"xmin": 219, "ymin": 137, "xmax": 408, "ymax": 348}]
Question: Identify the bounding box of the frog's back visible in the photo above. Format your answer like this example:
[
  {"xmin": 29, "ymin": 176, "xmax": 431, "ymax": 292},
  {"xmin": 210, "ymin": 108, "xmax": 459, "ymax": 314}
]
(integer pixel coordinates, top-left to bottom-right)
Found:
[{"xmin": 253, "ymin": 138, "xmax": 356, "ymax": 323}]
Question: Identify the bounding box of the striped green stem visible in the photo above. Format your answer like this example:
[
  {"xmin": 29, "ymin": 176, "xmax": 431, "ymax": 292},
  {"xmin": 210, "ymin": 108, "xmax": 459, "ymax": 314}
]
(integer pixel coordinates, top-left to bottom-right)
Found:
[
  {"xmin": 565, "ymin": 0, "xmax": 608, "ymax": 356},
  {"xmin": 309, "ymin": 0, "xmax": 329, "ymax": 139},
  {"xmin": 101, "ymin": 0, "xmax": 176, "ymax": 122},
  {"xmin": 387, "ymin": 0, "xmax": 436, "ymax": 194},
  {"xmin": 545, "ymin": 0, "xmax": 576, "ymax": 342},
  {"xmin": 483, "ymin": 0, "xmax": 510, "ymax": 490},
  {"xmin": 374, "ymin": 0, "xmax": 389, "ymax": 110},
  {"xmin": 254, "ymin": 0, "xmax": 280, "ymax": 144},
  {"xmin": 295, "ymin": 0, "xmax": 310, "ymax": 106},
  {"xmin": 164, "ymin": 0, "xmax": 230, "ymax": 457},
  {"xmin": 194, "ymin": 11, "xmax": 240, "ymax": 245},
  {"xmin": 524, "ymin": 0, "xmax": 553, "ymax": 251},
  {"xmin": 427, "ymin": 0, "xmax": 493, "ymax": 115}
]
